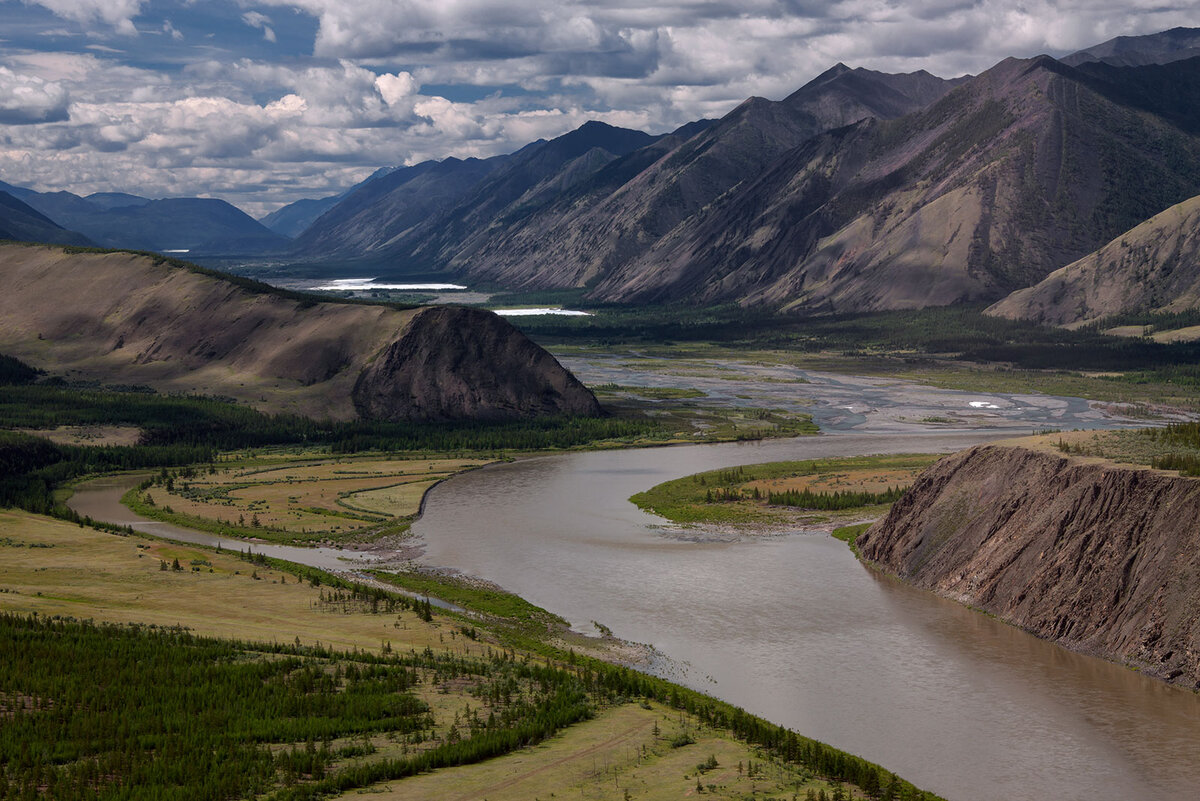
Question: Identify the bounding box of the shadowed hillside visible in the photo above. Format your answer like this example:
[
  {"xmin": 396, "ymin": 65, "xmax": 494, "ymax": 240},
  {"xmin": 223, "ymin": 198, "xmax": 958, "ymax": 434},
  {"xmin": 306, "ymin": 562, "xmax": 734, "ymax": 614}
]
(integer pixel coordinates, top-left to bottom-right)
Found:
[
  {"xmin": 0, "ymin": 243, "xmax": 599, "ymax": 422},
  {"xmin": 586, "ymin": 55, "xmax": 1200, "ymax": 311}
]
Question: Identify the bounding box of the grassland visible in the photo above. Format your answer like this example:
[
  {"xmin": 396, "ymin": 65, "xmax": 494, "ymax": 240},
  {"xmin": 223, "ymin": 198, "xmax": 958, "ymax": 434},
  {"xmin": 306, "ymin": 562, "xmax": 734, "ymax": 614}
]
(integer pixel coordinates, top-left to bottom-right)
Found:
[
  {"xmin": 0, "ymin": 507, "xmax": 452, "ymax": 654},
  {"xmin": 348, "ymin": 701, "xmax": 846, "ymax": 801},
  {"xmin": 124, "ymin": 452, "xmax": 492, "ymax": 545},
  {"xmin": 630, "ymin": 455, "xmax": 939, "ymax": 528},
  {"xmin": 998, "ymin": 423, "xmax": 1200, "ymax": 476},
  {"xmin": 0, "ymin": 509, "xmax": 941, "ymax": 801}
]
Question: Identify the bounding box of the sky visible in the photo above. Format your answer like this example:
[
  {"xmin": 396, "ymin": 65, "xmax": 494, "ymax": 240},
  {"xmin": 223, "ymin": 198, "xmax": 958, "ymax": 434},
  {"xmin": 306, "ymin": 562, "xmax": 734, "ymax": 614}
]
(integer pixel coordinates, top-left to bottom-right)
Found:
[{"xmin": 0, "ymin": 0, "xmax": 1196, "ymax": 218}]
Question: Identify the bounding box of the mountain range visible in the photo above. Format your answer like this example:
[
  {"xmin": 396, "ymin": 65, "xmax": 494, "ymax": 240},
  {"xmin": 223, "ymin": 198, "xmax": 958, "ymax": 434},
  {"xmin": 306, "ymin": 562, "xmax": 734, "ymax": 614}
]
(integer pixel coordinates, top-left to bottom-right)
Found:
[
  {"xmin": 5, "ymin": 27, "xmax": 1200, "ymax": 318},
  {"xmin": 0, "ymin": 181, "xmax": 288, "ymax": 256}
]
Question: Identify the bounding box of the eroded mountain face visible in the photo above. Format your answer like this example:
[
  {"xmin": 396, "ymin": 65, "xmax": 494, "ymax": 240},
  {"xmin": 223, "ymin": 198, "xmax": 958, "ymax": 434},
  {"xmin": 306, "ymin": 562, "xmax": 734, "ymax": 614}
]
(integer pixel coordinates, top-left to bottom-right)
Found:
[{"xmin": 858, "ymin": 445, "xmax": 1200, "ymax": 688}]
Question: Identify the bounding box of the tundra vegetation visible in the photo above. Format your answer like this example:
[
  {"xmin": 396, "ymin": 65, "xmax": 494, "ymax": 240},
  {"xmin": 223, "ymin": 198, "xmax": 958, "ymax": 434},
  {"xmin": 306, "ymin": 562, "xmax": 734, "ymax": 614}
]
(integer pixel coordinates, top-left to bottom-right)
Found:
[
  {"xmin": 1017, "ymin": 423, "xmax": 1200, "ymax": 476},
  {"xmin": 630, "ymin": 455, "xmax": 938, "ymax": 527},
  {"xmin": 0, "ymin": 509, "xmax": 940, "ymax": 801},
  {"xmin": 125, "ymin": 454, "xmax": 491, "ymax": 545}
]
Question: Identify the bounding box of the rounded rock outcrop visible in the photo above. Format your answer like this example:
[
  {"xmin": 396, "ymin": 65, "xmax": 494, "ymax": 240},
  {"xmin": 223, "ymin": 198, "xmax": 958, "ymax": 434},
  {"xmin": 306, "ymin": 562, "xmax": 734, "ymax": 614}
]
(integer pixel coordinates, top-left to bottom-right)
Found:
[{"xmin": 352, "ymin": 306, "xmax": 602, "ymax": 422}]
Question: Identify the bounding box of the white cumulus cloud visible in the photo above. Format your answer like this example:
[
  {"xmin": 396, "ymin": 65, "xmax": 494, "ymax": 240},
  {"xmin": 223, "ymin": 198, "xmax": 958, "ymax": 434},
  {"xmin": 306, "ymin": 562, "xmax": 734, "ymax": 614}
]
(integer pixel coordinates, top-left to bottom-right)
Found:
[
  {"xmin": 0, "ymin": 66, "xmax": 69, "ymax": 124},
  {"xmin": 28, "ymin": 0, "xmax": 147, "ymax": 36}
]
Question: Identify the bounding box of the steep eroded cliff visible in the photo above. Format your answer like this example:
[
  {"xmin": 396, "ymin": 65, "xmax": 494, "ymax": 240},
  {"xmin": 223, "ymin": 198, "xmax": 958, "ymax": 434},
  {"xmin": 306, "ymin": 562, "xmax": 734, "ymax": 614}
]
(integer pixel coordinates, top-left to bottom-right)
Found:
[{"xmin": 857, "ymin": 445, "xmax": 1200, "ymax": 686}]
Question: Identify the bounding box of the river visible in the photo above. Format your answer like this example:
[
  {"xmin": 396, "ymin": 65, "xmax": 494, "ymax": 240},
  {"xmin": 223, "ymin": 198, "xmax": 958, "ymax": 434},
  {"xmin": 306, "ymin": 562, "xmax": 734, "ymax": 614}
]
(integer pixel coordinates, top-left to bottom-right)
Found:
[
  {"xmin": 69, "ymin": 431, "xmax": 1200, "ymax": 801},
  {"xmin": 410, "ymin": 431, "xmax": 1200, "ymax": 801}
]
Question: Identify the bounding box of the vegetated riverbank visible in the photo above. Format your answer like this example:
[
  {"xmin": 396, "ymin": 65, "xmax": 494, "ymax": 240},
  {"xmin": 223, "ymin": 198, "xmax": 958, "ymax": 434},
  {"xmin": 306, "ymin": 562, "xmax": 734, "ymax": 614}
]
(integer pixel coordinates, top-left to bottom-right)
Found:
[
  {"xmin": 629, "ymin": 454, "xmax": 938, "ymax": 532},
  {"xmin": 857, "ymin": 437, "xmax": 1200, "ymax": 688},
  {"xmin": 0, "ymin": 506, "xmax": 944, "ymax": 801}
]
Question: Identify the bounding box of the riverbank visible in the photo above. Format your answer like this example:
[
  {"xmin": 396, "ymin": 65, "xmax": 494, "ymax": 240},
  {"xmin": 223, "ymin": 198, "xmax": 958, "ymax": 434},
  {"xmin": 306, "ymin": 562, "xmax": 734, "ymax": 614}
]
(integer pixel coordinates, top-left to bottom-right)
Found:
[
  {"xmin": 858, "ymin": 437, "xmax": 1200, "ymax": 689},
  {"xmin": 4, "ymin": 501, "xmax": 940, "ymax": 801},
  {"xmin": 409, "ymin": 430, "xmax": 1200, "ymax": 801}
]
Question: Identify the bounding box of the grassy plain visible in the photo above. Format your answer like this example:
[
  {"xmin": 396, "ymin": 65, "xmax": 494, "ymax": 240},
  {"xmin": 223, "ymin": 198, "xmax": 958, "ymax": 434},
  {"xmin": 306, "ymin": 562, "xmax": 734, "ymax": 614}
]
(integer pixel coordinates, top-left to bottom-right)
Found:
[
  {"xmin": 350, "ymin": 701, "xmax": 839, "ymax": 801},
  {"xmin": 631, "ymin": 455, "xmax": 938, "ymax": 527},
  {"xmin": 126, "ymin": 453, "xmax": 492, "ymax": 545},
  {"xmin": 0, "ymin": 507, "xmax": 451, "ymax": 654},
  {"xmin": 0, "ymin": 508, "xmax": 928, "ymax": 801}
]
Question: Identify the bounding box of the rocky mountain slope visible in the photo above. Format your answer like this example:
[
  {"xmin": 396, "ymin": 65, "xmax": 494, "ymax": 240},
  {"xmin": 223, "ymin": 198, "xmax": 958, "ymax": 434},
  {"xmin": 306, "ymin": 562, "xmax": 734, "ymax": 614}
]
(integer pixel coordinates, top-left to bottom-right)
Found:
[
  {"xmin": 0, "ymin": 243, "xmax": 599, "ymax": 422},
  {"xmin": 292, "ymin": 121, "xmax": 663, "ymax": 266},
  {"xmin": 588, "ymin": 54, "xmax": 1200, "ymax": 310},
  {"xmin": 276, "ymin": 29, "xmax": 1200, "ymax": 314},
  {"xmin": 438, "ymin": 65, "xmax": 964, "ymax": 290},
  {"xmin": 856, "ymin": 445, "xmax": 1200, "ymax": 688},
  {"xmin": 260, "ymin": 167, "xmax": 397, "ymax": 238},
  {"xmin": 987, "ymin": 194, "xmax": 1200, "ymax": 325}
]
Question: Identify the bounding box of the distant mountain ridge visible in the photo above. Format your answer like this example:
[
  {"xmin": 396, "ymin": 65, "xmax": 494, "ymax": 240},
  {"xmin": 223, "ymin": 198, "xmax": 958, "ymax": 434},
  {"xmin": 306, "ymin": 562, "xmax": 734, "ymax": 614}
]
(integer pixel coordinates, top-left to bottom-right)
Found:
[
  {"xmin": 14, "ymin": 26, "xmax": 1200, "ymax": 315},
  {"xmin": 0, "ymin": 191, "xmax": 93, "ymax": 247},
  {"xmin": 1063, "ymin": 26, "xmax": 1200, "ymax": 68},
  {"xmin": 0, "ymin": 180, "xmax": 288, "ymax": 256},
  {"xmin": 259, "ymin": 167, "xmax": 398, "ymax": 238},
  {"xmin": 285, "ymin": 65, "xmax": 965, "ymax": 292},
  {"xmin": 584, "ymin": 54, "xmax": 1200, "ymax": 310},
  {"xmin": 290, "ymin": 121, "xmax": 666, "ymax": 266}
]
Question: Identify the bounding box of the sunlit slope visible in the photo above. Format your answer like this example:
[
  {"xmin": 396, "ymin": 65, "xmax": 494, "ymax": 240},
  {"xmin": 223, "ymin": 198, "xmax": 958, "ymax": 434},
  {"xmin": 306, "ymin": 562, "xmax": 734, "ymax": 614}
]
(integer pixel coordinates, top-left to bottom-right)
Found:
[
  {"xmin": 987, "ymin": 194, "xmax": 1200, "ymax": 325},
  {"xmin": 0, "ymin": 243, "xmax": 599, "ymax": 421}
]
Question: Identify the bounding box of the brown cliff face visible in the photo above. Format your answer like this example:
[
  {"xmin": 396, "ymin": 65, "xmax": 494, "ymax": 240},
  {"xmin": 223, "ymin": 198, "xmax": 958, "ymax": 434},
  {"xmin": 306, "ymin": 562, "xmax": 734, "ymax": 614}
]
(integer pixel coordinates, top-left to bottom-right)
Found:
[
  {"xmin": 352, "ymin": 306, "xmax": 601, "ymax": 422},
  {"xmin": 857, "ymin": 445, "xmax": 1200, "ymax": 687}
]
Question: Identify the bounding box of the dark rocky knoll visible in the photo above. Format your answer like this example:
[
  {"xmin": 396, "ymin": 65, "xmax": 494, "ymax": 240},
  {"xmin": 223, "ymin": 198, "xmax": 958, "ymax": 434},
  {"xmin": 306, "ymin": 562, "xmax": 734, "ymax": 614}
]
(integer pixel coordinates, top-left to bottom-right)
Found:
[
  {"xmin": 353, "ymin": 306, "xmax": 599, "ymax": 421},
  {"xmin": 0, "ymin": 243, "xmax": 599, "ymax": 422},
  {"xmin": 591, "ymin": 55, "xmax": 1200, "ymax": 310},
  {"xmin": 857, "ymin": 445, "xmax": 1200, "ymax": 688},
  {"xmin": 987, "ymin": 194, "xmax": 1200, "ymax": 325}
]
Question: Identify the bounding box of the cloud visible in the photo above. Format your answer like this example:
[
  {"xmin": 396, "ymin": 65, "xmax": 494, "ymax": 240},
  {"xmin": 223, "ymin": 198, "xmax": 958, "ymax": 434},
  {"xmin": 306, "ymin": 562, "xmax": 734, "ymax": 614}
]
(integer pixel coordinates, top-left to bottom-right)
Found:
[
  {"xmin": 0, "ymin": 66, "xmax": 69, "ymax": 123},
  {"xmin": 4, "ymin": 0, "xmax": 1200, "ymax": 215},
  {"xmin": 28, "ymin": 0, "xmax": 146, "ymax": 37},
  {"xmin": 375, "ymin": 71, "xmax": 417, "ymax": 106},
  {"xmin": 241, "ymin": 11, "xmax": 277, "ymax": 43}
]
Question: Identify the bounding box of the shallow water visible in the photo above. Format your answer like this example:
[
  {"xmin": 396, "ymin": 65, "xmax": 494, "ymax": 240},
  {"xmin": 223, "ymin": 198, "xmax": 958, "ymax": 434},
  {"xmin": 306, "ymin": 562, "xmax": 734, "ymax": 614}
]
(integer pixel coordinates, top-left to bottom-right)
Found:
[{"xmin": 412, "ymin": 432, "xmax": 1200, "ymax": 801}]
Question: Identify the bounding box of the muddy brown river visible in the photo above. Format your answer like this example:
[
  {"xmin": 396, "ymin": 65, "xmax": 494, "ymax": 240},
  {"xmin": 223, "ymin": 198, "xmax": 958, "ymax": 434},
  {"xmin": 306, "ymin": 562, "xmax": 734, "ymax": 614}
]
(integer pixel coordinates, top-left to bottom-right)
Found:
[
  {"xmin": 410, "ymin": 431, "xmax": 1200, "ymax": 801},
  {"xmin": 70, "ymin": 428, "xmax": 1200, "ymax": 801}
]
